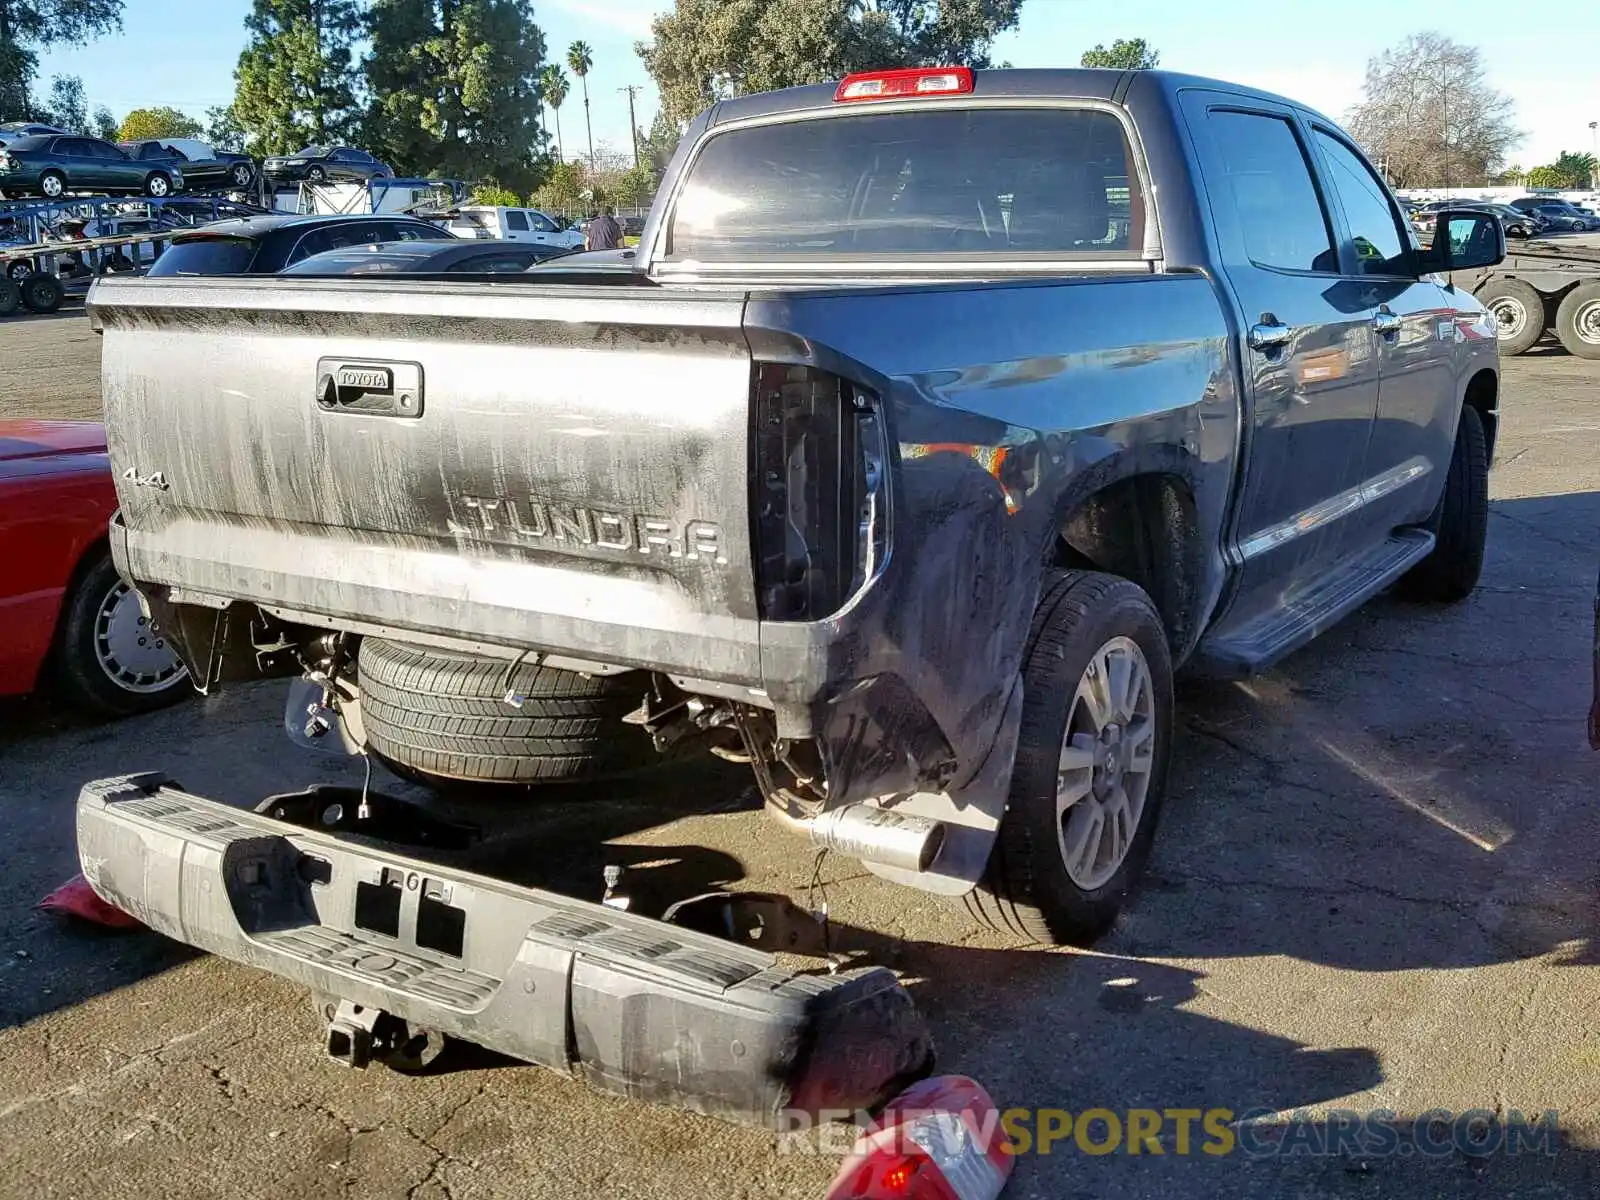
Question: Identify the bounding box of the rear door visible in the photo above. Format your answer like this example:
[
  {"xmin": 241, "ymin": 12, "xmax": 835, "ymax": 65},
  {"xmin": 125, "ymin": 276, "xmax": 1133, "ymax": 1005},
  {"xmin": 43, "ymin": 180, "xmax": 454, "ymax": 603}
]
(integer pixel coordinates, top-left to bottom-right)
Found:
[
  {"xmin": 84, "ymin": 139, "xmax": 133, "ymax": 189},
  {"xmin": 1306, "ymin": 125, "xmax": 1457, "ymax": 539},
  {"xmin": 1180, "ymin": 92, "xmax": 1379, "ymax": 615},
  {"xmin": 503, "ymin": 209, "xmax": 529, "ymax": 241},
  {"xmin": 53, "ymin": 138, "xmax": 100, "ymax": 188},
  {"xmin": 528, "ymin": 211, "xmax": 565, "ymax": 248}
]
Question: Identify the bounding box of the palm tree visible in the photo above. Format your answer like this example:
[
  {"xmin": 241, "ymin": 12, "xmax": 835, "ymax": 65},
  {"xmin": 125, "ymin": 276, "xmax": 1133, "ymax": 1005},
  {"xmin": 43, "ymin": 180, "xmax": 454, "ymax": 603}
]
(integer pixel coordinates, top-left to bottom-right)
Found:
[
  {"xmin": 567, "ymin": 40, "xmax": 595, "ymax": 170},
  {"xmin": 540, "ymin": 65, "xmax": 569, "ymax": 163}
]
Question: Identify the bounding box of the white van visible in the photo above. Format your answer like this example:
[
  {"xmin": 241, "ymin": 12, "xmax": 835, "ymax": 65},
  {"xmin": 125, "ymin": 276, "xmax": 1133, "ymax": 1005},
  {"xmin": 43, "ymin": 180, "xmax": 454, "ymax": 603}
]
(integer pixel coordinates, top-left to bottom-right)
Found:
[{"xmin": 447, "ymin": 206, "xmax": 584, "ymax": 250}]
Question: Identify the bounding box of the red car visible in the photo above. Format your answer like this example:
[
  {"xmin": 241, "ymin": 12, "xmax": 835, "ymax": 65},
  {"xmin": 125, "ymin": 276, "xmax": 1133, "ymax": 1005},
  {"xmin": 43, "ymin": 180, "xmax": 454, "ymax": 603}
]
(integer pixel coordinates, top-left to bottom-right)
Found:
[{"xmin": 0, "ymin": 419, "xmax": 188, "ymax": 714}]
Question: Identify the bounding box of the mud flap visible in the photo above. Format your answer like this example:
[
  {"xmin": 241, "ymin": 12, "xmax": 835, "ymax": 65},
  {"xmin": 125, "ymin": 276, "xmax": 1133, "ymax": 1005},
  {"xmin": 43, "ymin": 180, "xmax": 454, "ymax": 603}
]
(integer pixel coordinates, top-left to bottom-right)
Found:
[{"xmin": 76, "ymin": 774, "xmax": 933, "ymax": 1126}]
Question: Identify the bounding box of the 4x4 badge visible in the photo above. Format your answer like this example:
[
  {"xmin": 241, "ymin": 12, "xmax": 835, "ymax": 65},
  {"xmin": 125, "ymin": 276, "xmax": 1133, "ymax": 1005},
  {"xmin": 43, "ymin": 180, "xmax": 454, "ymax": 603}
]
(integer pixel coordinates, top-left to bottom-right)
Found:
[{"xmin": 122, "ymin": 467, "xmax": 170, "ymax": 491}]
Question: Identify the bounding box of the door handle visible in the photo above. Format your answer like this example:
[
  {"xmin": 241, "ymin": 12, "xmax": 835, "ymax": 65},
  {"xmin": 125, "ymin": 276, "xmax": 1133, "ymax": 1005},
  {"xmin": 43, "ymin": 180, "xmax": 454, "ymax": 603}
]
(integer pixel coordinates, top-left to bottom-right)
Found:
[
  {"xmin": 1373, "ymin": 309, "xmax": 1401, "ymax": 335},
  {"xmin": 1248, "ymin": 320, "xmax": 1292, "ymax": 352}
]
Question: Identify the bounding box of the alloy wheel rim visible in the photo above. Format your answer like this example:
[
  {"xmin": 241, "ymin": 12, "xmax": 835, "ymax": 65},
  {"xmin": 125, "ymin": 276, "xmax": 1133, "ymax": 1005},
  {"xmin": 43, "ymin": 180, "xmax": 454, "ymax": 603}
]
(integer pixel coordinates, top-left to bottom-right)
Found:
[
  {"xmin": 1055, "ymin": 636, "xmax": 1157, "ymax": 890},
  {"xmin": 93, "ymin": 580, "xmax": 187, "ymax": 693}
]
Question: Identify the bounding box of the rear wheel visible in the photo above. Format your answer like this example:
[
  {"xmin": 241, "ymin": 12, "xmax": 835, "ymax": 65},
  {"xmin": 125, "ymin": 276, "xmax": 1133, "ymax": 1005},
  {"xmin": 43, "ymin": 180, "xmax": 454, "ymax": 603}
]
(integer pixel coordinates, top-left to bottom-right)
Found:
[
  {"xmin": 357, "ymin": 637, "xmax": 658, "ymax": 787},
  {"xmin": 54, "ymin": 553, "xmax": 189, "ymax": 717},
  {"xmin": 230, "ymin": 162, "xmax": 254, "ymax": 188},
  {"xmin": 966, "ymin": 572, "xmax": 1174, "ymax": 945},
  {"xmin": 1400, "ymin": 405, "xmax": 1489, "ymax": 603},
  {"xmin": 0, "ymin": 276, "xmax": 19, "ymax": 317},
  {"xmin": 1477, "ymin": 279, "xmax": 1544, "ymax": 356},
  {"xmin": 39, "ymin": 170, "xmax": 65, "ymax": 199},
  {"xmin": 144, "ymin": 172, "xmax": 172, "ymax": 198},
  {"xmin": 1554, "ymin": 282, "xmax": 1600, "ymax": 361},
  {"xmin": 19, "ymin": 271, "xmax": 63, "ymax": 314}
]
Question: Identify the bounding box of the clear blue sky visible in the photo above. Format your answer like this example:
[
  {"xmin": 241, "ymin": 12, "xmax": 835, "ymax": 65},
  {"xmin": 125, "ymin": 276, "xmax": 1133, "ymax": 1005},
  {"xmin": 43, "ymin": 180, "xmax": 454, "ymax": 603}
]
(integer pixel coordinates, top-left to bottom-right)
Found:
[{"xmin": 35, "ymin": 0, "xmax": 1600, "ymax": 169}]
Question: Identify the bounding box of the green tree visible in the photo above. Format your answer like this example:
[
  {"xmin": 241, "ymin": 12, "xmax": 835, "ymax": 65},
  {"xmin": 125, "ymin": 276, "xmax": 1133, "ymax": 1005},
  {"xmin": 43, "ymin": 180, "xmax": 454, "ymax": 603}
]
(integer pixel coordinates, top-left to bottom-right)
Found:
[
  {"xmin": 205, "ymin": 103, "xmax": 248, "ymax": 151},
  {"xmin": 233, "ymin": 0, "xmax": 362, "ymax": 156},
  {"xmin": 364, "ymin": 0, "xmax": 548, "ymax": 193},
  {"xmin": 1079, "ymin": 38, "xmax": 1159, "ymax": 69},
  {"xmin": 471, "ymin": 184, "xmax": 521, "ymax": 206},
  {"xmin": 611, "ymin": 161, "xmax": 655, "ymax": 207},
  {"xmin": 118, "ymin": 106, "xmax": 202, "ymax": 142},
  {"xmin": 91, "ymin": 104, "xmax": 116, "ymax": 139},
  {"xmin": 0, "ymin": 0, "xmax": 122, "ymax": 121},
  {"xmin": 567, "ymin": 40, "xmax": 593, "ymax": 168},
  {"xmin": 1524, "ymin": 165, "xmax": 1567, "ymax": 189},
  {"xmin": 38, "ymin": 72, "xmax": 85, "ymax": 129},
  {"xmin": 531, "ymin": 158, "xmax": 582, "ymax": 211},
  {"xmin": 540, "ymin": 63, "xmax": 568, "ymax": 161},
  {"xmin": 364, "ymin": 0, "xmax": 440, "ymax": 173},
  {"xmin": 1550, "ymin": 150, "xmax": 1598, "ymax": 187},
  {"xmin": 637, "ymin": 107, "xmax": 679, "ymax": 174},
  {"xmin": 638, "ymin": 0, "xmax": 1025, "ymax": 126}
]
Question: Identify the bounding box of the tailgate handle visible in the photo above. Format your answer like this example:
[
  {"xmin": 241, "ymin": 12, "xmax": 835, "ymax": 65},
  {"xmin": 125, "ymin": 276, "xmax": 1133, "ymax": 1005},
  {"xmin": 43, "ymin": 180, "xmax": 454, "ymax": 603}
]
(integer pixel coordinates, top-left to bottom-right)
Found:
[{"xmin": 315, "ymin": 358, "xmax": 424, "ymax": 418}]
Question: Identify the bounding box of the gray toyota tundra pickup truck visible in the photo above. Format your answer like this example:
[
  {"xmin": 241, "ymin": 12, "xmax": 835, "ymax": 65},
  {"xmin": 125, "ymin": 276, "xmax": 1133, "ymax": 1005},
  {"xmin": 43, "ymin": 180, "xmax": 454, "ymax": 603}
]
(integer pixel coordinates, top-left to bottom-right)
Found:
[{"xmin": 78, "ymin": 67, "xmax": 1505, "ymax": 1119}]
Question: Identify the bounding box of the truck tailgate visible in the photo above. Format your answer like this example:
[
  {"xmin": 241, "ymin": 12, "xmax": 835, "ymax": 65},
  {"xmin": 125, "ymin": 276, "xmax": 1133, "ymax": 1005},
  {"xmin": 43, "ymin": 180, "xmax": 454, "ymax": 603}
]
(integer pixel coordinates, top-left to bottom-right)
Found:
[{"xmin": 92, "ymin": 277, "xmax": 761, "ymax": 682}]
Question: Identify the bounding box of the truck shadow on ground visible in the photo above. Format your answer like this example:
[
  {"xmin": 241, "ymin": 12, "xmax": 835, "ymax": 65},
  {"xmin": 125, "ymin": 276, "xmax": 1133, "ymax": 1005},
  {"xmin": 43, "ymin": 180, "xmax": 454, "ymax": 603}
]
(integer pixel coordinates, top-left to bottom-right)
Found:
[{"xmin": 1108, "ymin": 491, "xmax": 1599, "ymax": 974}]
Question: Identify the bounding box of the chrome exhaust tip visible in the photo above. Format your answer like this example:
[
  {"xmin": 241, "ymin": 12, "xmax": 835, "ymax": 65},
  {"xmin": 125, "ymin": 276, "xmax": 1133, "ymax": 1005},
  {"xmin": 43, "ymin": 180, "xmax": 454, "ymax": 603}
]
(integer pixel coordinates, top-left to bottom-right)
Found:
[{"xmin": 795, "ymin": 803, "xmax": 947, "ymax": 874}]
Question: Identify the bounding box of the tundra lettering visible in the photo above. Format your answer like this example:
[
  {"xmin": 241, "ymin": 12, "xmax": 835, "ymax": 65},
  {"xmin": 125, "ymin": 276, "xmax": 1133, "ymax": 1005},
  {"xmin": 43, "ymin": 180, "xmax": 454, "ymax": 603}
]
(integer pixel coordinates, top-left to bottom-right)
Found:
[{"xmin": 447, "ymin": 495, "xmax": 725, "ymax": 563}]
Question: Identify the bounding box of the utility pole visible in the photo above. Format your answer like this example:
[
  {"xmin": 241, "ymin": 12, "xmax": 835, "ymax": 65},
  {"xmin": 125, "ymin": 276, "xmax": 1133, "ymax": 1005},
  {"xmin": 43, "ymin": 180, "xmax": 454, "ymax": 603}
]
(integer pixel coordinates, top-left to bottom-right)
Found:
[
  {"xmin": 620, "ymin": 85, "xmax": 642, "ymax": 168},
  {"xmin": 1591, "ymin": 121, "xmax": 1598, "ymax": 187}
]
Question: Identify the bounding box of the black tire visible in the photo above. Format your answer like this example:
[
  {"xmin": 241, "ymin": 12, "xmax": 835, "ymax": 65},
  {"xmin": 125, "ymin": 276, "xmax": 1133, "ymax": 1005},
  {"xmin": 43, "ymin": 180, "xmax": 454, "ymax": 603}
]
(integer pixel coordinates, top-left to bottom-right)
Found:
[
  {"xmin": 1399, "ymin": 404, "xmax": 1489, "ymax": 603},
  {"xmin": 306, "ymin": 165, "xmax": 326, "ymax": 183},
  {"xmin": 0, "ymin": 276, "xmax": 19, "ymax": 318},
  {"xmin": 1554, "ymin": 282, "xmax": 1600, "ymax": 361},
  {"xmin": 357, "ymin": 637, "xmax": 657, "ymax": 786},
  {"xmin": 230, "ymin": 162, "xmax": 254, "ymax": 188},
  {"xmin": 966, "ymin": 571, "xmax": 1174, "ymax": 946},
  {"xmin": 1477, "ymin": 279, "xmax": 1544, "ymax": 356},
  {"xmin": 53, "ymin": 552, "xmax": 190, "ymax": 717},
  {"xmin": 19, "ymin": 271, "xmax": 63, "ymax": 314},
  {"xmin": 39, "ymin": 169, "xmax": 65, "ymax": 199},
  {"xmin": 144, "ymin": 172, "xmax": 172, "ymax": 198},
  {"xmin": 6, "ymin": 259, "xmax": 32, "ymax": 282}
]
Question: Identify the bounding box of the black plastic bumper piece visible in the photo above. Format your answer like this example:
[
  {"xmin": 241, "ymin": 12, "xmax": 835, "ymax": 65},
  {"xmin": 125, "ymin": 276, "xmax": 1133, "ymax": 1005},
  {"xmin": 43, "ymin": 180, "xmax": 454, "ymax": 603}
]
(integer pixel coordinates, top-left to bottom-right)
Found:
[{"xmin": 76, "ymin": 774, "xmax": 932, "ymax": 1125}]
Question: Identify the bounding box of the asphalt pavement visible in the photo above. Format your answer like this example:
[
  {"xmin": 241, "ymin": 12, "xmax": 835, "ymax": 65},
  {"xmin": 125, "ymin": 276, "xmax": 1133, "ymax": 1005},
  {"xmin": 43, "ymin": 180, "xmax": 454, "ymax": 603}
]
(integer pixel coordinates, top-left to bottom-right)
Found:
[{"xmin": 1, "ymin": 314, "xmax": 1597, "ymax": 1199}]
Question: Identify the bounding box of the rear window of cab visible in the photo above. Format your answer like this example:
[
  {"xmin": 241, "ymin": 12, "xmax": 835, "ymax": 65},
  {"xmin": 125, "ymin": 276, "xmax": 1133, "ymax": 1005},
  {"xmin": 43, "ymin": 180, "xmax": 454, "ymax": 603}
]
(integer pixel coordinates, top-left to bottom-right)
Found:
[{"xmin": 667, "ymin": 107, "xmax": 1144, "ymax": 262}]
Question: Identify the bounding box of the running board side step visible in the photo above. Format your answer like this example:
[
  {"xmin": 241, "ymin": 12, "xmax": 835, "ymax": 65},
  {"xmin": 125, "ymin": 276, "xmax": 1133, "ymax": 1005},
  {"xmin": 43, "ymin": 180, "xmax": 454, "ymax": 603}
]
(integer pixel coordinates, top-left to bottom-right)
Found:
[
  {"xmin": 1191, "ymin": 529, "xmax": 1435, "ymax": 678},
  {"xmin": 76, "ymin": 774, "xmax": 932, "ymax": 1126}
]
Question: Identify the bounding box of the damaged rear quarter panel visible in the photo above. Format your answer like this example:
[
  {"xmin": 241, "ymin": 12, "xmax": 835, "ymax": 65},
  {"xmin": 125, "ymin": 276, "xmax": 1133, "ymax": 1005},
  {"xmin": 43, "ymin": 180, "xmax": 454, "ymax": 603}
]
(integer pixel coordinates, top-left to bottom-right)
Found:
[{"xmin": 746, "ymin": 273, "xmax": 1238, "ymax": 806}]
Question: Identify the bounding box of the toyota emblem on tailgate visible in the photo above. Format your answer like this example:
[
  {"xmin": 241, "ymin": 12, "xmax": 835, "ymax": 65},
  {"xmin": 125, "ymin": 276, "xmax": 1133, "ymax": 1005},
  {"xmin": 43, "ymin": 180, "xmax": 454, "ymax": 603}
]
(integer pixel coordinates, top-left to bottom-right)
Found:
[{"xmin": 315, "ymin": 358, "xmax": 424, "ymax": 418}]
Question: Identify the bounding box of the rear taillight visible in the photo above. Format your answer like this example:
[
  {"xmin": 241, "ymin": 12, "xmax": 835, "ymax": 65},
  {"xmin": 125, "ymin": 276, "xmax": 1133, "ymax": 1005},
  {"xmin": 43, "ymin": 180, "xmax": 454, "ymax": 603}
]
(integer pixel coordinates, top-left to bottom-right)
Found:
[{"xmin": 752, "ymin": 364, "xmax": 888, "ymax": 621}]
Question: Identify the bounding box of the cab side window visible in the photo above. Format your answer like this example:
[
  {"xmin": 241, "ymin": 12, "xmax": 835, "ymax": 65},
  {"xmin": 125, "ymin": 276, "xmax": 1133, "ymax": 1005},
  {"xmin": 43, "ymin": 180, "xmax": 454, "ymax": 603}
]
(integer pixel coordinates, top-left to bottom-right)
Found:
[
  {"xmin": 1312, "ymin": 130, "xmax": 1410, "ymax": 276},
  {"xmin": 505, "ymin": 210, "xmax": 529, "ymax": 231},
  {"xmin": 1205, "ymin": 110, "xmax": 1337, "ymax": 273}
]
